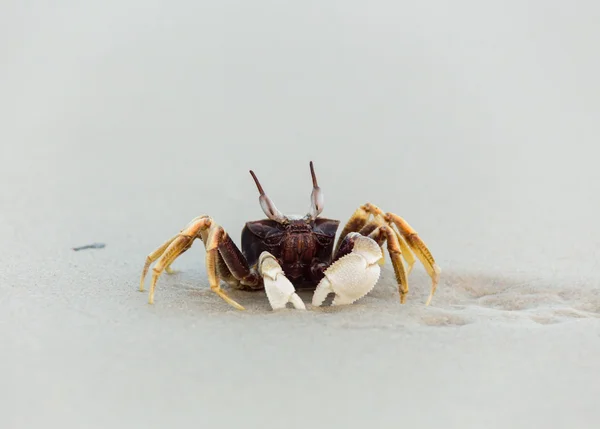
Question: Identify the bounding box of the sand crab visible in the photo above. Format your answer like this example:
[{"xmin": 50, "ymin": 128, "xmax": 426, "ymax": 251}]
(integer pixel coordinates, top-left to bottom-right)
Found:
[{"xmin": 139, "ymin": 162, "xmax": 441, "ymax": 310}]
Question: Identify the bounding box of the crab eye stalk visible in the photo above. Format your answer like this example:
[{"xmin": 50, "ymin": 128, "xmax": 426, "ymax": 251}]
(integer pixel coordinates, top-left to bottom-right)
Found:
[
  {"xmin": 249, "ymin": 170, "xmax": 287, "ymax": 223},
  {"xmin": 308, "ymin": 161, "xmax": 324, "ymax": 220}
]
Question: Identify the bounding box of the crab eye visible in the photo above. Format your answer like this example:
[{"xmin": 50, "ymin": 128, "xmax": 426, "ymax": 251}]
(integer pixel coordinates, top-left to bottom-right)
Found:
[
  {"xmin": 259, "ymin": 195, "xmax": 283, "ymax": 221},
  {"xmin": 307, "ymin": 161, "xmax": 324, "ymax": 220},
  {"xmin": 310, "ymin": 186, "xmax": 324, "ymax": 217},
  {"xmin": 250, "ymin": 170, "xmax": 287, "ymax": 223}
]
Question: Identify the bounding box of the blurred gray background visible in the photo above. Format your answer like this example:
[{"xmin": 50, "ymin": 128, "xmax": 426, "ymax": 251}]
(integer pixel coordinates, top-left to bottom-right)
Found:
[
  {"xmin": 3, "ymin": 0, "xmax": 599, "ymax": 280},
  {"xmin": 1, "ymin": 1, "xmax": 599, "ymax": 428}
]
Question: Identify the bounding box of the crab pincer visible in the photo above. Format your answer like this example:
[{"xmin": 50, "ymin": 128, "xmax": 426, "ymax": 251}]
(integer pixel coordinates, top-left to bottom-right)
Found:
[
  {"xmin": 259, "ymin": 252, "xmax": 306, "ymax": 310},
  {"xmin": 312, "ymin": 233, "xmax": 383, "ymax": 306}
]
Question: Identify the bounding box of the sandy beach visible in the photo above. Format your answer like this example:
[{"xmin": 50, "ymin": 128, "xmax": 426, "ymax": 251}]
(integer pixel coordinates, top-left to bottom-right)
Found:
[{"xmin": 2, "ymin": 1, "xmax": 600, "ymax": 428}]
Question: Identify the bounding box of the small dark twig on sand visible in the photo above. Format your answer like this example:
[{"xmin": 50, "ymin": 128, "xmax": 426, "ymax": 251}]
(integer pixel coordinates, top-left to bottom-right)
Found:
[{"xmin": 72, "ymin": 243, "xmax": 106, "ymax": 251}]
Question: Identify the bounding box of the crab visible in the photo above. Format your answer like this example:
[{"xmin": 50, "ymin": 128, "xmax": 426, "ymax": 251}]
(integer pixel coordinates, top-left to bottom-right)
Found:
[{"xmin": 139, "ymin": 162, "xmax": 441, "ymax": 310}]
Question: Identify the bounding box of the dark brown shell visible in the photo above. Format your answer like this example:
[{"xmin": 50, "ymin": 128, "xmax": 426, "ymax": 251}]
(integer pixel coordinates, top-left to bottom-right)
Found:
[{"xmin": 241, "ymin": 218, "xmax": 340, "ymax": 287}]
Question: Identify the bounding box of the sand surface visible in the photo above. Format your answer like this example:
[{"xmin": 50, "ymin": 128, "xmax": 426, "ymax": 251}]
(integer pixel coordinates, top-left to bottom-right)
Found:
[{"xmin": 2, "ymin": 1, "xmax": 600, "ymax": 428}]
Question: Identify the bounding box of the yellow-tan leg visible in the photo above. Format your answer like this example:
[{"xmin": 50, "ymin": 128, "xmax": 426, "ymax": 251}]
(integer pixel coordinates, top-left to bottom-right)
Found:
[
  {"xmin": 385, "ymin": 212, "xmax": 441, "ymax": 305},
  {"xmin": 334, "ymin": 205, "xmax": 371, "ymax": 255},
  {"xmin": 203, "ymin": 225, "xmax": 245, "ymax": 310},
  {"xmin": 369, "ymin": 226, "xmax": 409, "ymax": 304},
  {"xmin": 140, "ymin": 216, "xmax": 211, "ymax": 294},
  {"xmin": 148, "ymin": 234, "xmax": 194, "ymax": 304},
  {"xmin": 337, "ymin": 203, "xmax": 415, "ymax": 271},
  {"xmin": 340, "ymin": 203, "xmax": 440, "ymax": 305},
  {"xmin": 141, "ymin": 215, "xmax": 246, "ymax": 310},
  {"xmin": 394, "ymin": 228, "xmax": 416, "ymax": 274},
  {"xmin": 140, "ymin": 234, "xmax": 179, "ymax": 291}
]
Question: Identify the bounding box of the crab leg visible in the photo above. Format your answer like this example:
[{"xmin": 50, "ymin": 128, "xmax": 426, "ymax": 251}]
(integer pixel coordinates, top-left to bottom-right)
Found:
[
  {"xmin": 140, "ymin": 215, "xmax": 253, "ymax": 310},
  {"xmin": 385, "ymin": 213, "xmax": 441, "ymax": 305},
  {"xmin": 217, "ymin": 230, "xmax": 261, "ymax": 290},
  {"xmin": 335, "ymin": 204, "xmax": 415, "ymax": 271},
  {"xmin": 147, "ymin": 235, "xmax": 194, "ymax": 304},
  {"xmin": 367, "ymin": 226, "xmax": 409, "ymax": 304},
  {"xmin": 204, "ymin": 226, "xmax": 246, "ymax": 310},
  {"xmin": 334, "ymin": 205, "xmax": 370, "ymax": 255},
  {"xmin": 392, "ymin": 227, "xmax": 416, "ymax": 274},
  {"xmin": 144, "ymin": 216, "xmax": 211, "ymax": 304},
  {"xmin": 336, "ymin": 203, "xmax": 440, "ymax": 305},
  {"xmin": 140, "ymin": 234, "xmax": 180, "ymax": 291}
]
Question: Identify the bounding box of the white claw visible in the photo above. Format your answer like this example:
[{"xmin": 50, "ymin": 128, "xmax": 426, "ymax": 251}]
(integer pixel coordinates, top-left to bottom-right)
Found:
[
  {"xmin": 259, "ymin": 252, "xmax": 306, "ymax": 311},
  {"xmin": 312, "ymin": 233, "xmax": 382, "ymax": 307}
]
